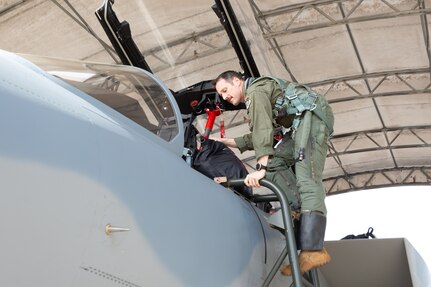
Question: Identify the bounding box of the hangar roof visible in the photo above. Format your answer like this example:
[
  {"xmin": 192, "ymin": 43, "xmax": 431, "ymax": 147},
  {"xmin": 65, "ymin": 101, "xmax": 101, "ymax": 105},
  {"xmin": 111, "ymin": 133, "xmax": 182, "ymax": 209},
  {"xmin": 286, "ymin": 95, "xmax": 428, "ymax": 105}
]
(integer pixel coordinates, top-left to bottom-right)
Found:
[{"xmin": 1, "ymin": 0, "xmax": 430, "ymax": 194}]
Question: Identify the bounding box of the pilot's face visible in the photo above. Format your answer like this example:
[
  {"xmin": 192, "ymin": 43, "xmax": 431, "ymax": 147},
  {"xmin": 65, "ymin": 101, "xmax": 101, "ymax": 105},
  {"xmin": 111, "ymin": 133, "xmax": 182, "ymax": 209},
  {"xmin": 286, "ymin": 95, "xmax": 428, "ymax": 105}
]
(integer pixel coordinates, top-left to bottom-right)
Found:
[{"xmin": 215, "ymin": 77, "xmax": 243, "ymax": 106}]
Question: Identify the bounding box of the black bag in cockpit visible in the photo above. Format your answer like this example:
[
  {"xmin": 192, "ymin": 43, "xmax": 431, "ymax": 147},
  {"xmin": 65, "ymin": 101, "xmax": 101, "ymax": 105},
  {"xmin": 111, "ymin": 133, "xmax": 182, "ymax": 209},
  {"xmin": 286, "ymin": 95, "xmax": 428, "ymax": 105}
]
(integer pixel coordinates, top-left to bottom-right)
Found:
[{"xmin": 193, "ymin": 138, "xmax": 252, "ymax": 197}]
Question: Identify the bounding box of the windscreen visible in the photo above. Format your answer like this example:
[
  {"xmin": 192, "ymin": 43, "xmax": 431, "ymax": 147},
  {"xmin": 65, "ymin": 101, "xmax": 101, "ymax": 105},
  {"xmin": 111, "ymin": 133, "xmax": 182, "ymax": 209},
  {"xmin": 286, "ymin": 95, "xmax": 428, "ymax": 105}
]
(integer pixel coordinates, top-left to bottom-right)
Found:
[{"xmin": 25, "ymin": 56, "xmax": 179, "ymax": 142}]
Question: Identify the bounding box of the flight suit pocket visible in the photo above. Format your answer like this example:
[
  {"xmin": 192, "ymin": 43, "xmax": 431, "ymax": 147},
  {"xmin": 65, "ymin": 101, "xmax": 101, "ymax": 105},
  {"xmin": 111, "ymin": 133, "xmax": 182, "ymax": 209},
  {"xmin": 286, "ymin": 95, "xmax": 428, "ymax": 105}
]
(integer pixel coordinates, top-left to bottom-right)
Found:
[{"xmin": 274, "ymin": 135, "xmax": 295, "ymax": 166}]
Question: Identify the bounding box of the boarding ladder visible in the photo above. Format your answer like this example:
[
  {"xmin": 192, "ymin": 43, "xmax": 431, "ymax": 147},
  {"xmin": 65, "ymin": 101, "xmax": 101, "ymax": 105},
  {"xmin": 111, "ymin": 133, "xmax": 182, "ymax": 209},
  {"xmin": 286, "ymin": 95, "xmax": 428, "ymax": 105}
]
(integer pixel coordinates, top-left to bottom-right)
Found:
[{"xmin": 223, "ymin": 179, "xmax": 322, "ymax": 287}]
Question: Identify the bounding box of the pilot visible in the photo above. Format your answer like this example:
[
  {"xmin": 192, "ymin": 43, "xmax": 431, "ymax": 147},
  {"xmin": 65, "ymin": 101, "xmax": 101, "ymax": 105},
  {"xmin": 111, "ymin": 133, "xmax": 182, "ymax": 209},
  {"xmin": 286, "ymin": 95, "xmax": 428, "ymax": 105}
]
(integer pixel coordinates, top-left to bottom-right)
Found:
[{"xmin": 212, "ymin": 70, "xmax": 334, "ymax": 275}]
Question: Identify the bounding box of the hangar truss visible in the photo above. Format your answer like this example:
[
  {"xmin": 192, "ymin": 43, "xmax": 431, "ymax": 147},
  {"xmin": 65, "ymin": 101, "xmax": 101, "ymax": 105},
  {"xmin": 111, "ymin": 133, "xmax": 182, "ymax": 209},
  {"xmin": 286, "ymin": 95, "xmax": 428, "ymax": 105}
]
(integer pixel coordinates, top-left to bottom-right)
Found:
[{"xmin": 1, "ymin": 0, "xmax": 430, "ymax": 194}]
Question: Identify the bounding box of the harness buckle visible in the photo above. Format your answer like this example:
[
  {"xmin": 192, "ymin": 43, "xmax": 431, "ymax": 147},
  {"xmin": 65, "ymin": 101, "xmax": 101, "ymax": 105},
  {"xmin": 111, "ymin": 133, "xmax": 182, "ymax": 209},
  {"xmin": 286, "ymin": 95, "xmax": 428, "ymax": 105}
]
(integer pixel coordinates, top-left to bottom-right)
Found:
[
  {"xmin": 286, "ymin": 93, "xmax": 297, "ymax": 100},
  {"xmin": 310, "ymin": 103, "xmax": 317, "ymax": 111},
  {"xmin": 275, "ymin": 95, "xmax": 285, "ymax": 107}
]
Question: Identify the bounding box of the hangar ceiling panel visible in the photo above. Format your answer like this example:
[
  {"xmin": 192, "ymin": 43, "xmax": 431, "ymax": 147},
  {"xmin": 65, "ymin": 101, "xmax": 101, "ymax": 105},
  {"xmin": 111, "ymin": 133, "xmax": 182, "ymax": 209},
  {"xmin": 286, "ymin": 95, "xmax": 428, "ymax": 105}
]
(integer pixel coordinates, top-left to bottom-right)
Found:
[
  {"xmin": 352, "ymin": 17, "xmax": 428, "ymax": 72},
  {"xmin": 276, "ymin": 26, "xmax": 364, "ymax": 83},
  {"xmin": 0, "ymin": 0, "xmax": 430, "ymax": 195}
]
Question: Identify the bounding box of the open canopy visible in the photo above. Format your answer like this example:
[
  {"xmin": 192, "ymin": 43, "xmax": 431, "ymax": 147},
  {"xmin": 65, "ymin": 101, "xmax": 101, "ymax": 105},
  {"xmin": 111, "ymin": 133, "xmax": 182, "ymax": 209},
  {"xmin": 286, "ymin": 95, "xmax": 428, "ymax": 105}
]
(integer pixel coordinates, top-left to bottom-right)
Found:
[{"xmin": 1, "ymin": 0, "xmax": 430, "ymax": 194}]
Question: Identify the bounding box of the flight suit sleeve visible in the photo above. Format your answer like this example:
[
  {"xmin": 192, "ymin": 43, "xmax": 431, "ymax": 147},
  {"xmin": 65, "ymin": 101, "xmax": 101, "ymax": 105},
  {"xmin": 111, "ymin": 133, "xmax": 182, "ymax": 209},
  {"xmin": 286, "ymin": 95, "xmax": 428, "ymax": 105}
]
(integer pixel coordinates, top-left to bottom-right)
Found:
[
  {"xmin": 248, "ymin": 89, "xmax": 275, "ymax": 160},
  {"xmin": 234, "ymin": 133, "xmax": 253, "ymax": 153}
]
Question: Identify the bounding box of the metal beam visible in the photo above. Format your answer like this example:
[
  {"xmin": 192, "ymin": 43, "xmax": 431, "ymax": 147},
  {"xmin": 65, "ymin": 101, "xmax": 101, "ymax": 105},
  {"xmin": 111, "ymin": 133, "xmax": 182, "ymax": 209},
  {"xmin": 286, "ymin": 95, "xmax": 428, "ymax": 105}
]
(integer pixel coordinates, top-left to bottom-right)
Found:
[
  {"xmin": 331, "ymin": 125, "xmax": 431, "ymax": 139},
  {"xmin": 418, "ymin": 0, "xmax": 431, "ymax": 79},
  {"xmin": 50, "ymin": 0, "xmax": 119, "ymax": 63},
  {"xmin": 306, "ymin": 68, "xmax": 430, "ymax": 87},
  {"xmin": 255, "ymin": 0, "xmax": 431, "ymax": 38},
  {"xmin": 340, "ymin": 2, "xmax": 396, "ymax": 169},
  {"xmin": 326, "ymin": 125, "xmax": 431, "ymax": 192},
  {"xmin": 303, "ymin": 68, "xmax": 431, "ymax": 104},
  {"xmin": 0, "ymin": 0, "xmax": 26, "ymax": 15},
  {"xmin": 248, "ymin": 0, "xmax": 297, "ymax": 81},
  {"xmin": 324, "ymin": 166, "xmax": 431, "ymax": 194}
]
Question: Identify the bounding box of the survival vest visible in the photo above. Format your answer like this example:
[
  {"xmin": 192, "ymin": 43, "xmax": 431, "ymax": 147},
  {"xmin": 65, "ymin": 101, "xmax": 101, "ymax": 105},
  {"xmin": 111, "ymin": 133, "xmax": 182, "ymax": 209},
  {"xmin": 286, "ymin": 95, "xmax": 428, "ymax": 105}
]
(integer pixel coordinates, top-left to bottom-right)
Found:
[{"xmin": 246, "ymin": 76, "xmax": 333, "ymax": 136}]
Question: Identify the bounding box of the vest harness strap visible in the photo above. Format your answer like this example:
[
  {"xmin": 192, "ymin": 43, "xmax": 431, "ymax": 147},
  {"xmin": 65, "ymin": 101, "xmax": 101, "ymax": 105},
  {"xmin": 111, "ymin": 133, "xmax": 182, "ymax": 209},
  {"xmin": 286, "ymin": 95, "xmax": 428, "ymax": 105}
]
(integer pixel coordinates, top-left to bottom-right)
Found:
[{"xmin": 248, "ymin": 76, "xmax": 332, "ymax": 137}]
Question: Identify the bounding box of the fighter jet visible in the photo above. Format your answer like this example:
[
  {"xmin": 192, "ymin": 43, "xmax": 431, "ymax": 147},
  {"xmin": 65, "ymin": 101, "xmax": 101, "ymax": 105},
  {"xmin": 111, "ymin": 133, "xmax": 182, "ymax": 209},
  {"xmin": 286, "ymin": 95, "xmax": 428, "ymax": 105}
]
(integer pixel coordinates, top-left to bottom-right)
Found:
[
  {"xmin": 2, "ymin": 0, "xmax": 429, "ymax": 286},
  {"xmin": 0, "ymin": 49, "xmax": 304, "ymax": 287}
]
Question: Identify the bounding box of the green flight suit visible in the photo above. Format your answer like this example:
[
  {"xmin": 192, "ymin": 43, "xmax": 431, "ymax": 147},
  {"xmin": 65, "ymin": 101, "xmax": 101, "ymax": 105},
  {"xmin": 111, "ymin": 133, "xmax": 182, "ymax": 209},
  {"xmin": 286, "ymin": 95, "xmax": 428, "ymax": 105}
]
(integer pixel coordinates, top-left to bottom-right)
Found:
[{"xmin": 233, "ymin": 77, "xmax": 334, "ymax": 216}]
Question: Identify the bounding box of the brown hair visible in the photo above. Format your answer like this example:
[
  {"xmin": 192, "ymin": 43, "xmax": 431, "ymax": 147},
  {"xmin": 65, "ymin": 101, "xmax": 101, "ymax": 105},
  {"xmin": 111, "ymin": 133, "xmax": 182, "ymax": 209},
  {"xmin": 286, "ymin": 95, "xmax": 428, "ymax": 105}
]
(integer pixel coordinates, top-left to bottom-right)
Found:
[{"xmin": 212, "ymin": 70, "xmax": 243, "ymax": 86}]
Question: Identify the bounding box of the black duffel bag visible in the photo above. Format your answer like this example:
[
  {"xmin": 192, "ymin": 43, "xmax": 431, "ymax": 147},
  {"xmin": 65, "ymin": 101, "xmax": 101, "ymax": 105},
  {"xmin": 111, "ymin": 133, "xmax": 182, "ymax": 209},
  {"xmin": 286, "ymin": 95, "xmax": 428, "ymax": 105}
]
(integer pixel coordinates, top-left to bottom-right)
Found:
[{"xmin": 193, "ymin": 138, "xmax": 252, "ymax": 197}]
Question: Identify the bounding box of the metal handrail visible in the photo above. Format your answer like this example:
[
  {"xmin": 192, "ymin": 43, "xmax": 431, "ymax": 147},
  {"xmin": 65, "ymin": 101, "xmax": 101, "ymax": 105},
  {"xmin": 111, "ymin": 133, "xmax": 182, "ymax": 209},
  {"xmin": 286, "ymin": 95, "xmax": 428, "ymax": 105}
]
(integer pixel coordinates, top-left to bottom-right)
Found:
[{"xmin": 223, "ymin": 178, "xmax": 303, "ymax": 287}]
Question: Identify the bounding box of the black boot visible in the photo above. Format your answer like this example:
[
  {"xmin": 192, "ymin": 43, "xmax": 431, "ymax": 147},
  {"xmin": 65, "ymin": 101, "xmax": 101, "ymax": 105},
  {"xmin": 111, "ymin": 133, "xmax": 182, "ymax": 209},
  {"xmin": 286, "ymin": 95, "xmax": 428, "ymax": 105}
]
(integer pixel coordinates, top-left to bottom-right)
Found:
[
  {"xmin": 281, "ymin": 211, "xmax": 331, "ymax": 276},
  {"xmin": 299, "ymin": 211, "xmax": 326, "ymax": 250}
]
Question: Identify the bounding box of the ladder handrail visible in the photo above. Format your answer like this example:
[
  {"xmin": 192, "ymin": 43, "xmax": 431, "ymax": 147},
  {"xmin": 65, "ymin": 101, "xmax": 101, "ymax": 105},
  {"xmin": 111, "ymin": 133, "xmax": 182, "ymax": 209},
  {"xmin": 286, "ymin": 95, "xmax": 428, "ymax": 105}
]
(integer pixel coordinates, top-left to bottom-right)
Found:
[{"xmin": 223, "ymin": 178, "xmax": 303, "ymax": 287}]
